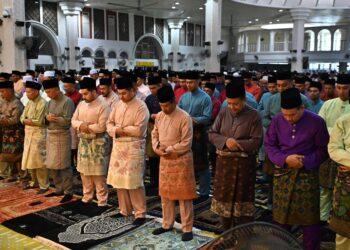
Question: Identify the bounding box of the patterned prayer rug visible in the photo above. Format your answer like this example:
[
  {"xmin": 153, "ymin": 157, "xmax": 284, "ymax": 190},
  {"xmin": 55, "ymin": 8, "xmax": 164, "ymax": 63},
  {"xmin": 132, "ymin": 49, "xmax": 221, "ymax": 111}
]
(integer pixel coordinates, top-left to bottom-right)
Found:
[
  {"xmin": 2, "ymin": 200, "xmax": 150, "ymax": 250},
  {"xmin": 89, "ymin": 220, "xmax": 214, "ymax": 250},
  {"xmin": 0, "ymin": 225, "xmax": 49, "ymax": 250},
  {"xmin": 0, "ymin": 182, "xmax": 76, "ymax": 223}
]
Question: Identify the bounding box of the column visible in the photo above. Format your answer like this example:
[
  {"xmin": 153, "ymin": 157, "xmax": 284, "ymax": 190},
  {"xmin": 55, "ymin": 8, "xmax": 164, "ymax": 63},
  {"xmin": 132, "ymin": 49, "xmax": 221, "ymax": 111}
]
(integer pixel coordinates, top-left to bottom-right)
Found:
[
  {"xmin": 290, "ymin": 8, "xmax": 310, "ymax": 72},
  {"xmin": 167, "ymin": 19, "xmax": 185, "ymax": 72},
  {"xmin": 284, "ymin": 31, "xmax": 289, "ymax": 51},
  {"xmin": 270, "ymin": 31, "xmax": 275, "ymax": 52},
  {"xmin": 205, "ymin": 0, "xmax": 222, "ymax": 72},
  {"xmin": 346, "ymin": 26, "xmax": 350, "ymax": 51},
  {"xmin": 0, "ymin": 0, "xmax": 26, "ymax": 72},
  {"xmin": 256, "ymin": 32, "xmax": 261, "ymax": 52},
  {"xmin": 228, "ymin": 27, "xmax": 240, "ymax": 69},
  {"xmin": 59, "ymin": 1, "xmax": 84, "ymax": 71}
]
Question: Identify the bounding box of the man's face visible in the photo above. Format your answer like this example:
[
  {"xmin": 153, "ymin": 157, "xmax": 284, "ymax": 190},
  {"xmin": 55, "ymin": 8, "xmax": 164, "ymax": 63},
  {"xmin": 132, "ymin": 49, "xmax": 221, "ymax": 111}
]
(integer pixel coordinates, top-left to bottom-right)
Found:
[
  {"xmin": 117, "ymin": 88, "xmax": 135, "ymax": 103},
  {"xmin": 179, "ymin": 79, "xmax": 187, "ymax": 89},
  {"xmin": 45, "ymin": 87, "xmax": 60, "ymax": 100},
  {"xmin": 277, "ymin": 80, "xmax": 289, "ymax": 93},
  {"xmin": 209, "ymin": 78, "xmax": 216, "ymax": 84},
  {"xmin": 336, "ymin": 84, "xmax": 350, "ymax": 101},
  {"xmin": 226, "ymin": 97, "xmax": 245, "ymax": 113},
  {"xmin": 308, "ymin": 87, "xmax": 320, "ymax": 101},
  {"xmin": 0, "ymin": 89, "xmax": 13, "ymax": 101},
  {"xmin": 186, "ymin": 79, "xmax": 199, "ymax": 92},
  {"xmin": 159, "ymin": 101, "xmax": 176, "ymax": 115},
  {"xmin": 26, "ymin": 88, "xmax": 40, "ymax": 101},
  {"xmin": 11, "ymin": 74, "xmax": 20, "ymax": 82},
  {"xmin": 79, "ymin": 89, "xmax": 96, "ymax": 103},
  {"xmin": 267, "ymin": 83, "xmax": 277, "ymax": 94},
  {"xmin": 281, "ymin": 107, "xmax": 304, "ymax": 124},
  {"xmin": 204, "ymin": 87, "xmax": 213, "ymax": 97},
  {"xmin": 324, "ymin": 85, "xmax": 334, "ymax": 96},
  {"xmin": 149, "ymin": 84, "xmax": 160, "ymax": 96},
  {"xmin": 90, "ymin": 74, "xmax": 98, "ymax": 80},
  {"xmin": 0, "ymin": 77, "xmax": 6, "ymax": 82},
  {"xmin": 99, "ymin": 85, "xmax": 111, "ymax": 97},
  {"xmin": 63, "ymin": 83, "xmax": 75, "ymax": 94},
  {"xmin": 294, "ymin": 83, "xmax": 306, "ymax": 93},
  {"xmin": 112, "ymin": 72, "xmax": 117, "ymax": 79}
]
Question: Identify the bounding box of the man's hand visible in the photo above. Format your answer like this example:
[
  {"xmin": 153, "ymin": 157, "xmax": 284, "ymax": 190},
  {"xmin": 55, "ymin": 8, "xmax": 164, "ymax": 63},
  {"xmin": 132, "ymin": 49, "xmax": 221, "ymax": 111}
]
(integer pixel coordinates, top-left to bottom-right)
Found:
[
  {"xmin": 225, "ymin": 138, "xmax": 244, "ymax": 151},
  {"xmin": 151, "ymin": 114, "xmax": 157, "ymax": 120},
  {"xmin": 80, "ymin": 122, "xmax": 92, "ymax": 133},
  {"xmin": 339, "ymin": 166, "xmax": 350, "ymax": 172},
  {"xmin": 115, "ymin": 127, "xmax": 127, "ymax": 137},
  {"xmin": 285, "ymin": 154, "xmax": 304, "ymax": 169},
  {"xmin": 163, "ymin": 151, "xmax": 178, "ymax": 159},
  {"xmin": 46, "ymin": 113, "xmax": 60, "ymax": 123},
  {"xmin": 24, "ymin": 119, "xmax": 34, "ymax": 126}
]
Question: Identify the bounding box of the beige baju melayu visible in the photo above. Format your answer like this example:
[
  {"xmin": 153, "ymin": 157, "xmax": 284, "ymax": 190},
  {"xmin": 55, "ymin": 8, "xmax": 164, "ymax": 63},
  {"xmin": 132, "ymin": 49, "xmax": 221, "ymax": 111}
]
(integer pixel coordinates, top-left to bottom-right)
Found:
[
  {"xmin": 20, "ymin": 95, "xmax": 49, "ymax": 190},
  {"xmin": 102, "ymin": 91, "xmax": 120, "ymax": 109},
  {"xmin": 152, "ymin": 107, "xmax": 196, "ymax": 233},
  {"xmin": 46, "ymin": 93, "xmax": 75, "ymax": 195},
  {"xmin": 107, "ymin": 96, "xmax": 149, "ymax": 218},
  {"xmin": 72, "ymin": 96, "xmax": 111, "ymax": 206}
]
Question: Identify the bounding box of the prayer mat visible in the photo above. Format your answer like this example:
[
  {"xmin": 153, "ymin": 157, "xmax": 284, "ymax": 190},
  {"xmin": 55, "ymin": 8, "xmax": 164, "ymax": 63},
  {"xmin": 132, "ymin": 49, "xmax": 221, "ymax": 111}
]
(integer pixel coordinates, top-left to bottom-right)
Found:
[
  {"xmin": 0, "ymin": 182, "xmax": 76, "ymax": 223},
  {"xmin": 2, "ymin": 200, "xmax": 151, "ymax": 250},
  {"xmin": 148, "ymin": 196, "xmax": 212, "ymax": 219},
  {"xmin": 89, "ymin": 220, "xmax": 213, "ymax": 250},
  {"xmin": 0, "ymin": 225, "xmax": 49, "ymax": 250}
]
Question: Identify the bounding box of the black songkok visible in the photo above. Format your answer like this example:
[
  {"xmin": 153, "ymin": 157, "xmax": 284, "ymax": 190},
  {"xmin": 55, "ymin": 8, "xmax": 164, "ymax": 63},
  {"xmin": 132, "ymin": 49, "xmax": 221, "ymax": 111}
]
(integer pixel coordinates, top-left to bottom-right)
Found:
[
  {"xmin": 79, "ymin": 77, "xmax": 96, "ymax": 89},
  {"xmin": 99, "ymin": 78, "xmax": 112, "ymax": 86},
  {"xmin": 157, "ymin": 85, "xmax": 175, "ymax": 103},
  {"xmin": 42, "ymin": 79, "xmax": 59, "ymax": 90},
  {"xmin": 25, "ymin": 81, "xmax": 41, "ymax": 90},
  {"xmin": 148, "ymin": 76, "xmax": 161, "ymax": 85},
  {"xmin": 0, "ymin": 81, "xmax": 14, "ymax": 89},
  {"xmin": 116, "ymin": 77, "xmax": 133, "ymax": 89},
  {"xmin": 281, "ymin": 88, "xmax": 302, "ymax": 109},
  {"xmin": 337, "ymin": 74, "xmax": 350, "ymax": 85},
  {"xmin": 226, "ymin": 81, "xmax": 245, "ymax": 99}
]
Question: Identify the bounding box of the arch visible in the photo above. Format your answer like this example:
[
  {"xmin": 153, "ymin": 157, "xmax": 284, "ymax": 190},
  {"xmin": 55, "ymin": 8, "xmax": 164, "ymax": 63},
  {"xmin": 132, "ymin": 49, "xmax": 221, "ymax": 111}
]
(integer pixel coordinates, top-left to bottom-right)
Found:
[
  {"xmin": 274, "ymin": 31, "xmax": 284, "ymax": 51},
  {"xmin": 304, "ymin": 30, "xmax": 315, "ymax": 52},
  {"xmin": 333, "ymin": 28, "xmax": 346, "ymax": 51},
  {"xmin": 132, "ymin": 33, "xmax": 165, "ymax": 68},
  {"xmin": 81, "ymin": 47, "xmax": 93, "ymax": 57},
  {"xmin": 119, "ymin": 51, "xmax": 129, "ymax": 59},
  {"xmin": 28, "ymin": 20, "xmax": 62, "ymax": 67},
  {"xmin": 108, "ymin": 51, "xmax": 117, "ymax": 58},
  {"xmin": 317, "ymin": 29, "xmax": 331, "ymax": 51},
  {"xmin": 95, "ymin": 49, "xmax": 105, "ymax": 58}
]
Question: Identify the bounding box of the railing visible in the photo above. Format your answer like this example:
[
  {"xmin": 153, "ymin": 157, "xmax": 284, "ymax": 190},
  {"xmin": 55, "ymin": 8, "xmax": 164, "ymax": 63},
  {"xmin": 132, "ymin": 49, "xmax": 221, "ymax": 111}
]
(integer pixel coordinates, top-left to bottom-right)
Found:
[
  {"xmin": 260, "ymin": 43, "xmax": 269, "ymax": 52},
  {"xmin": 274, "ymin": 42, "xmax": 285, "ymax": 51},
  {"xmin": 247, "ymin": 43, "xmax": 257, "ymax": 52}
]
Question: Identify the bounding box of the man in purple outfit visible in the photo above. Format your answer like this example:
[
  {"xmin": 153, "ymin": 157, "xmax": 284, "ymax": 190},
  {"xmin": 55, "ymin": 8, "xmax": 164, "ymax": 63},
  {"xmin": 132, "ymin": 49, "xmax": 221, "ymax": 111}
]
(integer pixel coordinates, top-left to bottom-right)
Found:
[{"xmin": 264, "ymin": 88, "xmax": 329, "ymax": 250}]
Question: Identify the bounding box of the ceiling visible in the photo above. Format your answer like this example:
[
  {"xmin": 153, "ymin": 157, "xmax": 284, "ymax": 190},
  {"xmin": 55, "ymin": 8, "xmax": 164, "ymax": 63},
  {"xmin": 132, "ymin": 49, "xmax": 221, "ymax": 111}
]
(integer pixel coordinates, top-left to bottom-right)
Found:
[{"xmin": 56, "ymin": 0, "xmax": 350, "ymax": 28}]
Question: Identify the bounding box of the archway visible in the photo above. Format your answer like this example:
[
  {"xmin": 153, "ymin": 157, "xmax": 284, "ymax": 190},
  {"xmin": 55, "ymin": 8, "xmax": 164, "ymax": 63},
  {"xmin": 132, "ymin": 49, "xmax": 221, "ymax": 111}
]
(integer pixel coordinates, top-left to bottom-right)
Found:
[
  {"xmin": 133, "ymin": 34, "xmax": 165, "ymax": 69},
  {"xmin": 27, "ymin": 21, "xmax": 62, "ymax": 70}
]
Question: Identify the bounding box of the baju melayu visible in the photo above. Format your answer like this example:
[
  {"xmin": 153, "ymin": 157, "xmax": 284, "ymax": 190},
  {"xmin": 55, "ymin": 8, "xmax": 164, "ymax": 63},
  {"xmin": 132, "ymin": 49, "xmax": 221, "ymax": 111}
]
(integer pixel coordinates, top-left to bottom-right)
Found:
[
  {"xmin": 318, "ymin": 97, "xmax": 350, "ymax": 221},
  {"xmin": 328, "ymin": 113, "xmax": 350, "ymax": 250},
  {"xmin": 106, "ymin": 96, "xmax": 149, "ymax": 218},
  {"xmin": 178, "ymin": 88, "xmax": 212, "ymax": 197},
  {"xmin": 264, "ymin": 110, "xmax": 329, "ymax": 250},
  {"xmin": 209, "ymin": 105, "xmax": 262, "ymax": 227},
  {"xmin": 245, "ymin": 83, "xmax": 262, "ymax": 102},
  {"xmin": 174, "ymin": 87, "xmax": 188, "ymax": 104},
  {"xmin": 20, "ymin": 95, "xmax": 49, "ymax": 190},
  {"xmin": 221, "ymin": 92, "xmax": 258, "ymax": 110},
  {"xmin": 71, "ymin": 96, "xmax": 111, "ymax": 206},
  {"xmin": 46, "ymin": 92, "xmax": 75, "ymax": 195},
  {"xmin": 138, "ymin": 83, "xmax": 151, "ymax": 97},
  {"xmin": 308, "ymin": 98, "xmax": 324, "ymax": 114},
  {"xmin": 0, "ymin": 96, "xmax": 24, "ymax": 180},
  {"xmin": 152, "ymin": 107, "xmax": 196, "ymax": 233},
  {"xmin": 102, "ymin": 91, "xmax": 120, "ymax": 109},
  {"xmin": 145, "ymin": 94, "xmax": 161, "ymax": 187}
]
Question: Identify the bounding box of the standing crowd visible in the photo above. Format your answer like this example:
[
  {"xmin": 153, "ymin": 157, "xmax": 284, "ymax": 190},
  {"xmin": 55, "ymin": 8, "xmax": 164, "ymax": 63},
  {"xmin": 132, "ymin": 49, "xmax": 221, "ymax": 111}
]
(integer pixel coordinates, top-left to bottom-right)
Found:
[{"xmin": 0, "ymin": 68, "xmax": 349, "ymax": 249}]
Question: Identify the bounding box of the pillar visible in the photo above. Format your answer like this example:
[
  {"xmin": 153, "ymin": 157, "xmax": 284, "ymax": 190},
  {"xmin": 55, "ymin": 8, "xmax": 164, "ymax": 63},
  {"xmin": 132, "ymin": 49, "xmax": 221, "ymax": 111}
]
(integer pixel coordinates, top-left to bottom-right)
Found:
[
  {"xmin": 256, "ymin": 32, "xmax": 261, "ymax": 52},
  {"xmin": 0, "ymin": 0, "xmax": 26, "ymax": 72},
  {"xmin": 205, "ymin": 0, "xmax": 222, "ymax": 72},
  {"xmin": 269, "ymin": 31, "xmax": 275, "ymax": 52},
  {"xmin": 59, "ymin": 1, "xmax": 84, "ymax": 71},
  {"xmin": 167, "ymin": 19, "xmax": 185, "ymax": 72},
  {"xmin": 290, "ymin": 8, "xmax": 310, "ymax": 72},
  {"xmin": 284, "ymin": 31, "xmax": 289, "ymax": 51}
]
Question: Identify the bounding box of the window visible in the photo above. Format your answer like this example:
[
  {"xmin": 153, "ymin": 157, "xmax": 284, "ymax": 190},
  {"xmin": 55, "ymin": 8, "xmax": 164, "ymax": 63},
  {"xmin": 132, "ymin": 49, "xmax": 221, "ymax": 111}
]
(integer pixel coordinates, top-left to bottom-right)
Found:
[
  {"xmin": 187, "ymin": 23, "xmax": 194, "ymax": 46},
  {"xmin": 81, "ymin": 8, "xmax": 91, "ymax": 38},
  {"xmin": 82, "ymin": 49, "xmax": 92, "ymax": 57},
  {"xmin": 107, "ymin": 11, "xmax": 117, "ymax": 40},
  {"xmin": 304, "ymin": 30, "xmax": 315, "ymax": 52},
  {"xmin": 180, "ymin": 22, "xmax": 186, "ymax": 46},
  {"xmin": 317, "ymin": 29, "xmax": 331, "ymax": 51},
  {"xmin": 93, "ymin": 9, "xmax": 105, "ymax": 39},
  {"xmin": 333, "ymin": 29, "xmax": 346, "ymax": 51},
  {"xmin": 108, "ymin": 51, "xmax": 117, "ymax": 58},
  {"xmin": 118, "ymin": 13, "xmax": 129, "ymax": 41},
  {"xmin": 134, "ymin": 15, "xmax": 144, "ymax": 41}
]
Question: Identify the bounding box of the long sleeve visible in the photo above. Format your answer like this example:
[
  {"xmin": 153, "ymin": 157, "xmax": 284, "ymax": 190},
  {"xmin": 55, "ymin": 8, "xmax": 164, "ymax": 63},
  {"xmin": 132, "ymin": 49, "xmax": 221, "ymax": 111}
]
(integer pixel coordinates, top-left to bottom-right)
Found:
[
  {"xmin": 56, "ymin": 100, "xmax": 75, "ymax": 127},
  {"xmin": 168, "ymin": 115, "xmax": 193, "ymax": 154},
  {"xmin": 151, "ymin": 115, "xmax": 161, "ymax": 153},
  {"xmin": 106, "ymin": 106, "xmax": 118, "ymax": 138},
  {"xmin": 193, "ymin": 95, "xmax": 212, "ymax": 125},
  {"xmin": 236, "ymin": 114, "xmax": 263, "ymax": 152},
  {"xmin": 262, "ymin": 97, "xmax": 273, "ymax": 128},
  {"xmin": 71, "ymin": 102, "xmax": 83, "ymax": 131},
  {"xmin": 31, "ymin": 101, "xmax": 47, "ymax": 127},
  {"xmin": 302, "ymin": 120, "xmax": 329, "ymax": 170},
  {"xmin": 264, "ymin": 118, "xmax": 289, "ymax": 167},
  {"xmin": 208, "ymin": 110, "xmax": 229, "ymax": 150},
  {"xmin": 328, "ymin": 117, "xmax": 350, "ymax": 166},
  {"xmin": 122, "ymin": 105, "xmax": 150, "ymax": 137},
  {"xmin": 3, "ymin": 101, "xmax": 24, "ymax": 126},
  {"xmin": 88, "ymin": 105, "xmax": 111, "ymax": 133}
]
